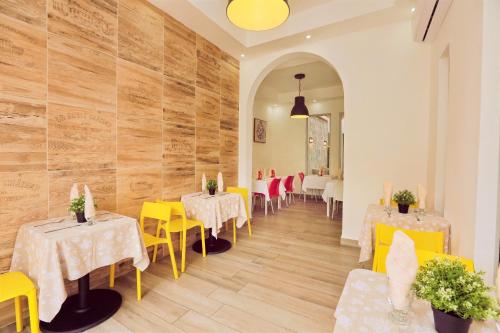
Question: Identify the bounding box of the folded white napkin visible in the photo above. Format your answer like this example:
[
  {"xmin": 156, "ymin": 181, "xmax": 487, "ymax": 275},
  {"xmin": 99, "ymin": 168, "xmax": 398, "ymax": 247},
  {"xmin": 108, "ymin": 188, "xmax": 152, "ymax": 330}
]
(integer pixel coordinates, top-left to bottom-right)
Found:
[
  {"xmin": 386, "ymin": 231, "xmax": 418, "ymax": 310},
  {"xmin": 417, "ymin": 184, "xmax": 426, "ymax": 210},
  {"xmin": 84, "ymin": 185, "xmax": 96, "ymax": 220},
  {"xmin": 69, "ymin": 183, "xmax": 79, "ymax": 216},
  {"xmin": 202, "ymin": 174, "xmax": 207, "ymax": 192},
  {"xmin": 217, "ymin": 172, "xmax": 223, "ymax": 192},
  {"xmin": 383, "ymin": 181, "xmax": 393, "ymax": 207}
]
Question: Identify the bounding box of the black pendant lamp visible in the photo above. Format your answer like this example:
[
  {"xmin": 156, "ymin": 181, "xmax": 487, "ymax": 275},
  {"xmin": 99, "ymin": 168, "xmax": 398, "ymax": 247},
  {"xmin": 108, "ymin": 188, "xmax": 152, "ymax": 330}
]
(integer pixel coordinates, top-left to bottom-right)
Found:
[{"xmin": 290, "ymin": 73, "xmax": 309, "ymax": 119}]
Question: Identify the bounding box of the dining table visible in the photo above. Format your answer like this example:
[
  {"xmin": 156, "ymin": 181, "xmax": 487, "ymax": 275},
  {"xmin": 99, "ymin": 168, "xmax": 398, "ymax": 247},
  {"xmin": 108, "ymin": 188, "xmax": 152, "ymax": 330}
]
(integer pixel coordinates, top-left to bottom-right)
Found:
[
  {"xmin": 334, "ymin": 269, "xmax": 497, "ymax": 332},
  {"xmin": 301, "ymin": 175, "xmax": 332, "ymax": 202},
  {"xmin": 181, "ymin": 192, "xmax": 247, "ymax": 254},
  {"xmin": 10, "ymin": 211, "xmax": 149, "ymax": 333},
  {"xmin": 358, "ymin": 204, "xmax": 451, "ymax": 263},
  {"xmin": 252, "ymin": 178, "xmax": 286, "ymax": 215},
  {"xmin": 322, "ymin": 179, "xmax": 343, "ymax": 218}
]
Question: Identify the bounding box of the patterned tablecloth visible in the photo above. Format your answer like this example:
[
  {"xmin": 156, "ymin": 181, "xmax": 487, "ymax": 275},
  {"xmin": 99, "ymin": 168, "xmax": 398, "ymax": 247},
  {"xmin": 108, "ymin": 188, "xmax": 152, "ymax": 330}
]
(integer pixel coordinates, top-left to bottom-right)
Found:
[
  {"xmin": 334, "ymin": 269, "xmax": 497, "ymax": 333},
  {"xmin": 10, "ymin": 211, "xmax": 149, "ymax": 322},
  {"xmin": 181, "ymin": 192, "xmax": 247, "ymax": 238},
  {"xmin": 358, "ymin": 204, "xmax": 451, "ymax": 263}
]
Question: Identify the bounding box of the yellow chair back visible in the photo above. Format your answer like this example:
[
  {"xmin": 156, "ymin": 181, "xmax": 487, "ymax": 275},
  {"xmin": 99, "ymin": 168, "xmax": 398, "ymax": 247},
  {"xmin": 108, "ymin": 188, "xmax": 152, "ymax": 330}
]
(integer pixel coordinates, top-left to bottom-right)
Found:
[
  {"xmin": 139, "ymin": 202, "xmax": 171, "ymax": 232},
  {"xmin": 157, "ymin": 200, "xmax": 187, "ymax": 219},
  {"xmin": 373, "ymin": 223, "xmax": 445, "ymax": 273},
  {"xmin": 416, "ymin": 249, "xmax": 474, "ymax": 272},
  {"xmin": 226, "ymin": 186, "xmax": 250, "ymax": 215}
]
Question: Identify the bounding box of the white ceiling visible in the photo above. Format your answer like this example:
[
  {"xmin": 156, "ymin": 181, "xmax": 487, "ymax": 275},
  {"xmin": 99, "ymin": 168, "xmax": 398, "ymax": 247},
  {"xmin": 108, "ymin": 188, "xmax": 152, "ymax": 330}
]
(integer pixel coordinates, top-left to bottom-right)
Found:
[
  {"xmin": 255, "ymin": 60, "xmax": 343, "ymax": 103},
  {"xmin": 186, "ymin": 0, "xmax": 397, "ymax": 47},
  {"xmin": 149, "ymin": 0, "xmax": 415, "ymax": 58}
]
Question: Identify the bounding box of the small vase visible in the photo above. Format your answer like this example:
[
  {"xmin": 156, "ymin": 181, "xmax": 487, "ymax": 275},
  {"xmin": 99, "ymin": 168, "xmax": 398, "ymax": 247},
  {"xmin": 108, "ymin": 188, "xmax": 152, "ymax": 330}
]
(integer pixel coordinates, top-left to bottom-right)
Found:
[
  {"xmin": 75, "ymin": 211, "xmax": 87, "ymax": 223},
  {"xmin": 398, "ymin": 204, "xmax": 410, "ymax": 214},
  {"xmin": 432, "ymin": 307, "xmax": 472, "ymax": 333},
  {"xmin": 208, "ymin": 188, "xmax": 216, "ymax": 195}
]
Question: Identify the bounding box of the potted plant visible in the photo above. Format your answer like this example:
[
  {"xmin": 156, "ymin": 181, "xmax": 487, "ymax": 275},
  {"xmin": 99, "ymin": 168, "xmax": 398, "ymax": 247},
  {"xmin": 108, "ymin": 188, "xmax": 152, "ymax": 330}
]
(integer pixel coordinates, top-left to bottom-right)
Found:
[
  {"xmin": 413, "ymin": 258, "xmax": 499, "ymax": 333},
  {"xmin": 393, "ymin": 190, "xmax": 416, "ymax": 214},
  {"xmin": 69, "ymin": 195, "xmax": 86, "ymax": 223},
  {"xmin": 206, "ymin": 179, "xmax": 217, "ymax": 195}
]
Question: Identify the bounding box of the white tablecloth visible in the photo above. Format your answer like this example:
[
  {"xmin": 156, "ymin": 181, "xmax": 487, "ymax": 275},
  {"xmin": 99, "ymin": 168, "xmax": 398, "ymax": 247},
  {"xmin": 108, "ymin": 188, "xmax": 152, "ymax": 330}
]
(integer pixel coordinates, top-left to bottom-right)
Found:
[
  {"xmin": 252, "ymin": 178, "xmax": 286, "ymax": 200},
  {"xmin": 334, "ymin": 269, "xmax": 497, "ymax": 333},
  {"xmin": 10, "ymin": 211, "xmax": 149, "ymax": 322},
  {"xmin": 358, "ymin": 204, "xmax": 451, "ymax": 263},
  {"xmin": 181, "ymin": 192, "xmax": 247, "ymax": 238},
  {"xmin": 322, "ymin": 180, "xmax": 343, "ymax": 202},
  {"xmin": 302, "ymin": 175, "xmax": 332, "ymax": 192}
]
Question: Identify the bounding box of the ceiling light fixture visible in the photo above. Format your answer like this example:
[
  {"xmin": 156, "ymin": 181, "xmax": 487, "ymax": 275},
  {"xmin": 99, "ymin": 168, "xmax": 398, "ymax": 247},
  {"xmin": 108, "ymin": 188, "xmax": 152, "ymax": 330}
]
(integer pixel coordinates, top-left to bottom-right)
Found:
[
  {"xmin": 226, "ymin": 0, "xmax": 290, "ymax": 31},
  {"xmin": 411, "ymin": 7, "xmax": 416, "ymax": 13},
  {"xmin": 306, "ymin": 34, "xmax": 312, "ymax": 39},
  {"xmin": 240, "ymin": 53, "xmax": 245, "ymax": 58},
  {"xmin": 290, "ymin": 73, "xmax": 309, "ymax": 119}
]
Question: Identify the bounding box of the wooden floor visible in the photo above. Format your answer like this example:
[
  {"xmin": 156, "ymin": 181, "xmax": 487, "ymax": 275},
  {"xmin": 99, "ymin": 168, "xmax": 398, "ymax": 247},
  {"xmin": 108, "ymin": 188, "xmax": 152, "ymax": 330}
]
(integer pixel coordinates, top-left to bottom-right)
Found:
[{"xmin": 5, "ymin": 200, "xmax": 361, "ymax": 333}]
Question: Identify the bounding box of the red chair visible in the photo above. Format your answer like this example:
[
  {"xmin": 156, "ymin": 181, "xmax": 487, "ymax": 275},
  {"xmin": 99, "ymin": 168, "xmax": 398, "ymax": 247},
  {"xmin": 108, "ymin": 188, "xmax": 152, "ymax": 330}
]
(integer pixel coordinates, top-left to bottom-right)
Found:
[
  {"xmin": 284, "ymin": 175, "xmax": 295, "ymax": 206},
  {"xmin": 298, "ymin": 172, "xmax": 305, "ymax": 199},
  {"xmin": 268, "ymin": 178, "xmax": 281, "ymax": 214}
]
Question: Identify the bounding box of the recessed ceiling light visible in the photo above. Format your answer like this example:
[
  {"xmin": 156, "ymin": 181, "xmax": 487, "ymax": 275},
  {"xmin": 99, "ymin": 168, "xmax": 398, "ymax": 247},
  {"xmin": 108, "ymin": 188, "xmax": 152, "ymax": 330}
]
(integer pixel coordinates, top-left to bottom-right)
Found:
[
  {"xmin": 312, "ymin": 99, "xmax": 317, "ymax": 103},
  {"xmin": 305, "ymin": 34, "xmax": 312, "ymax": 39},
  {"xmin": 411, "ymin": 7, "xmax": 416, "ymax": 13},
  {"xmin": 240, "ymin": 53, "xmax": 245, "ymax": 58}
]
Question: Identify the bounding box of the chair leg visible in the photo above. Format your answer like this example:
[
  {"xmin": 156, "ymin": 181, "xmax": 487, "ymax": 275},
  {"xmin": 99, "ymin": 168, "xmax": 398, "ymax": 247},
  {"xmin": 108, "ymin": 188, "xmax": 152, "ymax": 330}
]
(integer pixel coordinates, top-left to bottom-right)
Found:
[
  {"xmin": 233, "ymin": 218, "xmax": 237, "ymax": 244},
  {"xmin": 152, "ymin": 220, "xmax": 162, "ymax": 263},
  {"xmin": 270, "ymin": 199, "xmax": 275, "ymax": 214},
  {"xmin": 181, "ymin": 229, "xmax": 187, "ymax": 273},
  {"xmin": 247, "ymin": 218, "xmax": 252, "ymax": 238},
  {"xmin": 200, "ymin": 225, "xmax": 206, "ymax": 257},
  {"xmin": 165, "ymin": 232, "xmax": 179, "ymax": 279},
  {"xmin": 109, "ymin": 264, "xmax": 115, "ymax": 288},
  {"xmin": 136, "ymin": 268, "xmax": 141, "ymax": 301},
  {"xmin": 14, "ymin": 296, "xmax": 22, "ymax": 333},
  {"xmin": 27, "ymin": 289, "xmax": 39, "ymax": 333}
]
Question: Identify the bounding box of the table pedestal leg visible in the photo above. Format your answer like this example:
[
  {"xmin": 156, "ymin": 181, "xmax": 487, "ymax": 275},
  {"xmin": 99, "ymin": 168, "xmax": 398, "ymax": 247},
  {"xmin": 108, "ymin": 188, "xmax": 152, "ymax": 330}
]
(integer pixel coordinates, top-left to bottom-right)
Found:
[
  {"xmin": 40, "ymin": 274, "xmax": 122, "ymax": 333},
  {"xmin": 193, "ymin": 228, "xmax": 231, "ymax": 255}
]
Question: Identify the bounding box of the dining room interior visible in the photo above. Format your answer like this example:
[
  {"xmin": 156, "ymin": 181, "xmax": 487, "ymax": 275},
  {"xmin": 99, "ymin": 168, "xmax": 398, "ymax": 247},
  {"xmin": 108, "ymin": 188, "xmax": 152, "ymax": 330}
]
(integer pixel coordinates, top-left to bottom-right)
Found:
[{"xmin": 0, "ymin": 0, "xmax": 499, "ymax": 333}]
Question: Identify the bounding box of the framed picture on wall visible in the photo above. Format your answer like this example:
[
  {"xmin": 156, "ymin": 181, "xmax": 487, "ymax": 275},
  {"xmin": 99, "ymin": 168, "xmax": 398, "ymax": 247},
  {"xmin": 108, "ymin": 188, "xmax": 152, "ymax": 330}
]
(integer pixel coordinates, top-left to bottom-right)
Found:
[{"xmin": 254, "ymin": 118, "xmax": 267, "ymax": 143}]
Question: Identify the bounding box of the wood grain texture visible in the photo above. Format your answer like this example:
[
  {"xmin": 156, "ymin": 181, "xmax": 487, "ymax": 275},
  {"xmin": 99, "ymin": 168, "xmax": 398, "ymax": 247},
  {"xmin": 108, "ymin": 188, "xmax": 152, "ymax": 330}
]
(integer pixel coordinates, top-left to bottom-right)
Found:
[
  {"xmin": 0, "ymin": 98, "xmax": 46, "ymax": 172},
  {"xmin": 196, "ymin": 88, "xmax": 220, "ymax": 165},
  {"xmin": 48, "ymin": 0, "xmax": 117, "ymax": 56},
  {"xmin": 196, "ymin": 35, "xmax": 221, "ymax": 95},
  {"xmin": 117, "ymin": 59, "xmax": 162, "ymax": 168},
  {"xmin": 48, "ymin": 169, "xmax": 116, "ymax": 218},
  {"xmin": 0, "ymin": 0, "xmax": 46, "ymax": 27},
  {"xmin": 48, "ymin": 33, "xmax": 116, "ymax": 112},
  {"xmin": 164, "ymin": 14, "xmax": 196, "ymax": 85},
  {"xmin": 48, "ymin": 103, "xmax": 116, "ymax": 171},
  {"xmin": 195, "ymin": 163, "xmax": 219, "ymax": 192},
  {"xmin": 118, "ymin": 0, "xmax": 163, "ymax": 72},
  {"xmin": 163, "ymin": 78, "xmax": 195, "ymax": 200},
  {"xmin": 0, "ymin": 172, "xmax": 48, "ymax": 271},
  {"xmin": 116, "ymin": 168, "xmax": 161, "ymax": 219},
  {"xmin": 0, "ymin": 14, "xmax": 46, "ymax": 100}
]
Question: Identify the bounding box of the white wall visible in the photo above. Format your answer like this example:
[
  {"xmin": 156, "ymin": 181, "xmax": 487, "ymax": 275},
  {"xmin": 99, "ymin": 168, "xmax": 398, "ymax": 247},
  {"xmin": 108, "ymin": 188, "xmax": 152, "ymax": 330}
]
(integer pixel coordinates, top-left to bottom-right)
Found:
[
  {"xmin": 239, "ymin": 20, "xmax": 431, "ymax": 242},
  {"xmin": 252, "ymin": 99, "xmax": 344, "ymax": 192},
  {"xmin": 426, "ymin": 0, "xmax": 500, "ymax": 281}
]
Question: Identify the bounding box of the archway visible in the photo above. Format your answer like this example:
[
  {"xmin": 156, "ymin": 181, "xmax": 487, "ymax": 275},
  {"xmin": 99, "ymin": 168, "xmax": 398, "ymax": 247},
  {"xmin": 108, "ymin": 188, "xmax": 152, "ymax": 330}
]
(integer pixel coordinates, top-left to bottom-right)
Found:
[{"xmin": 244, "ymin": 52, "xmax": 346, "ymax": 218}]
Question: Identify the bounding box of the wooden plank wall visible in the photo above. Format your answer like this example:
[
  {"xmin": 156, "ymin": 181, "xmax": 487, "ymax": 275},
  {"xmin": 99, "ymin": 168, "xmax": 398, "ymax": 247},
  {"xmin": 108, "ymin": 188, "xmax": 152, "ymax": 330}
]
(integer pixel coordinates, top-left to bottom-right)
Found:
[{"xmin": 0, "ymin": 0, "xmax": 239, "ymax": 326}]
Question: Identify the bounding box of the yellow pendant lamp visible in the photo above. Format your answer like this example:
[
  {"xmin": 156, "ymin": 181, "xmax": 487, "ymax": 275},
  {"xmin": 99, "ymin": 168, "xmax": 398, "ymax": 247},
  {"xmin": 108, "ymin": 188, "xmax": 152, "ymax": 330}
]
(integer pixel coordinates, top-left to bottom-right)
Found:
[{"xmin": 227, "ymin": 0, "xmax": 290, "ymax": 31}]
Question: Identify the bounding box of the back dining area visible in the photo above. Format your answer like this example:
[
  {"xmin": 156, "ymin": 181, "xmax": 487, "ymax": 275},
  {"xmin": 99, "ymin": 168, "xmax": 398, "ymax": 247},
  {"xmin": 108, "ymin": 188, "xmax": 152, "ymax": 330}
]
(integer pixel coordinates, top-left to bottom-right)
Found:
[{"xmin": 2, "ymin": 0, "xmax": 500, "ymax": 333}]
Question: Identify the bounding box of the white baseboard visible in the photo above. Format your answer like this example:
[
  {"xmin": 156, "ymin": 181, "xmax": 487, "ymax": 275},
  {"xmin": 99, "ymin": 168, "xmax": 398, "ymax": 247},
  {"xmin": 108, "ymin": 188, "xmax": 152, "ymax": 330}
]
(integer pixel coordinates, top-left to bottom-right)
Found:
[{"xmin": 340, "ymin": 238, "xmax": 360, "ymax": 248}]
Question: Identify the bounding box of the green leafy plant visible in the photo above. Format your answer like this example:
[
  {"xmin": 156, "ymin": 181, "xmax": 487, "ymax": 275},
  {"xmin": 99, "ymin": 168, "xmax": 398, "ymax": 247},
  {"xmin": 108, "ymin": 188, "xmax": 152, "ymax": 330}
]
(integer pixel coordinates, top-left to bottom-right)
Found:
[
  {"xmin": 206, "ymin": 179, "xmax": 217, "ymax": 191},
  {"xmin": 393, "ymin": 189, "xmax": 416, "ymax": 205},
  {"xmin": 69, "ymin": 195, "xmax": 85, "ymax": 213},
  {"xmin": 413, "ymin": 258, "xmax": 500, "ymax": 320}
]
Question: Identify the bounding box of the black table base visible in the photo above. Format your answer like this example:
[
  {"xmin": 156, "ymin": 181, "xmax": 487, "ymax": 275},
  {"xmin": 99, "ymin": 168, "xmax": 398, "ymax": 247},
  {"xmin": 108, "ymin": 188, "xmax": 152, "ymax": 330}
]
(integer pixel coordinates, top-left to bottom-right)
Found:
[
  {"xmin": 192, "ymin": 228, "xmax": 231, "ymax": 254},
  {"xmin": 40, "ymin": 274, "xmax": 122, "ymax": 333}
]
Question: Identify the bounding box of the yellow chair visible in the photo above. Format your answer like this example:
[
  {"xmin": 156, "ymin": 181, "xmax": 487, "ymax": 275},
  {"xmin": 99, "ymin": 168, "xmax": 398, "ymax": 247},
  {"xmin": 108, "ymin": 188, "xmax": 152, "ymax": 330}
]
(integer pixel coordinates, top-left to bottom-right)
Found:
[
  {"xmin": 372, "ymin": 223, "xmax": 444, "ymax": 273},
  {"xmin": 0, "ymin": 272, "xmax": 39, "ymax": 333},
  {"xmin": 416, "ymin": 249, "xmax": 474, "ymax": 272},
  {"xmin": 110, "ymin": 202, "xmax": 177, "ymax": 301},
  {"xmin": 155, "ymin": 201, "xmax": 206, "ymax": 273},
  {"xmin": 226, "ymin": 186, "xmax": 252, "ymax": 244}
]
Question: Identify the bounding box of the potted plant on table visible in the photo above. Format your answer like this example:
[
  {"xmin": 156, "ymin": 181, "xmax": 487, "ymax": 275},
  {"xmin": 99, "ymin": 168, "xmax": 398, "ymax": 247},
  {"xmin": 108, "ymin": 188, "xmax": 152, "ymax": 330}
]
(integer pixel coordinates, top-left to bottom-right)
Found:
[
  {"xmin": 413, "ymin": 258, "xmax": 499, "ymax": 333},
  {"xmin": 207, "ymin": 180, "xmax": 217, "ymax": 196},
  {"xmin": 69, "ymin": 195, "xmax": 87, "ymax": 223},
  {"xmin": 393, "ymin": 189, "xmax": 416, "ymax": 214}
]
